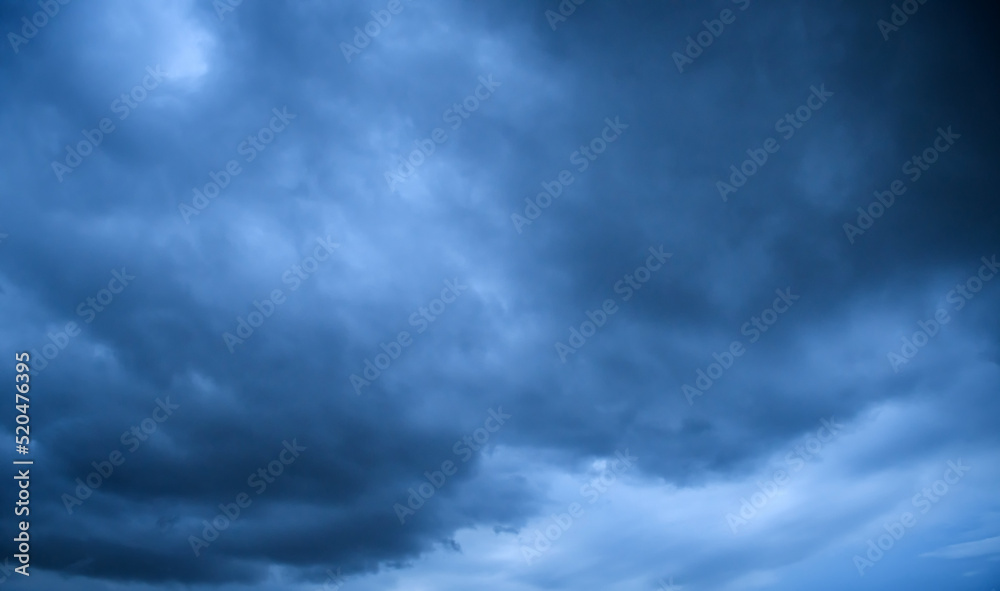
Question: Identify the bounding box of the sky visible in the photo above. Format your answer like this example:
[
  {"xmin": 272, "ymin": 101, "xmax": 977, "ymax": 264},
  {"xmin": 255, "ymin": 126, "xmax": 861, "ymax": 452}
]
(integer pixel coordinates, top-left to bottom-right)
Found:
[{"xmin": 1, "ymin": 0, "xmax": 999, "ymax": 590}]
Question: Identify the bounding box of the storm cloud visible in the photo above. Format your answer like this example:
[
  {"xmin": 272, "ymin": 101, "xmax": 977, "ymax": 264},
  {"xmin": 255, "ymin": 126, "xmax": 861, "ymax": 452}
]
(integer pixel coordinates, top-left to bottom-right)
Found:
[{"xmin": 0, "ymin": 0, "xmax": 998, "ymax": 589}]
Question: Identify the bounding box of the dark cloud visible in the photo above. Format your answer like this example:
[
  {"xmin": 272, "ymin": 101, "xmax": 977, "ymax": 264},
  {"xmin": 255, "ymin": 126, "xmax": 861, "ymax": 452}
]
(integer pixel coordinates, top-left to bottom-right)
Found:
[{"xmin": 1, "ymin": 0, "xmax": 998, "ymax": 589}]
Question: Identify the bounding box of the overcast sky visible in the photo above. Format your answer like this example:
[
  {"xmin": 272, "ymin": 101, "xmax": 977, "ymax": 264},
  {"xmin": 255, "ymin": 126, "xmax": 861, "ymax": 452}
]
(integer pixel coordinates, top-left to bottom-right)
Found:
[{"xmin": 1, "ymin": 0, "xmax": 999, "ymax": 590}]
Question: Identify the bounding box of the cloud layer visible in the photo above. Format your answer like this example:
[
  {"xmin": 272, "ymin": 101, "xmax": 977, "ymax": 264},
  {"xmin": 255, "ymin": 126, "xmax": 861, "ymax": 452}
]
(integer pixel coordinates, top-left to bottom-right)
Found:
[{"xmin": 1, "ymin": 0, "xmax": 998, "ymax": 589}]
